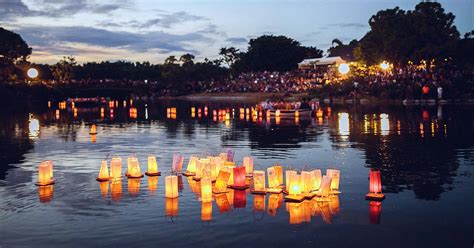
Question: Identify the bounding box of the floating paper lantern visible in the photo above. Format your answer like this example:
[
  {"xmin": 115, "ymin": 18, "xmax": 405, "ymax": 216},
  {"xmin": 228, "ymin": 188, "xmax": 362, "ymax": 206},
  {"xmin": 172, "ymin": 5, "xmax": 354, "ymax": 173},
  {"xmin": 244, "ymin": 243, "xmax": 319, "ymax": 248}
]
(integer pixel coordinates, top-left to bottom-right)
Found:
[
  {"xmin": 224, "ymin": 165, "xmax": 236, "ymax": 185},
  {"xmin": 243, "ymin": 156, "xmax": 254, "ymax": 176},
  {"xmin": 285, "ymin": 174, "xmax": 304, "ymax": 202},
  {"xmin": 326, "ymin": 169, "xmax": 341, "ymax": 194},
  {"xmin": 166, "ymin": 198, "xmax": 179, "ymax": 218},
  {"xmin": 47, "ymin": 101, "xmax": 51, "ymax": 108},
  {"xmin": 253, "ymin": 194, "xmax": 265, "ymax": 212},
  {"xmin": 110, "ymin": 157, "xmax": 122, "ymax": 179},
  {"xmin": 219, "ymin": 153, "xmax": 228, "ymax": 162},
  {"xmin": 172, "ymin": 153, "xmax": 184, "ymax": 173},
  {"xmin": 285, "ymin": 170, "xmax": 297, "ymax": 190},
  {"xmin": 38, "ymin": 185, "xmax": 54, "ymax": 203},
  {"xmin": 110, "ymin": 180, "xmax": 122, "ymax": 202},
  {"xmin": 301, "ymin": 171, "xmax": 314, "ymax": 197},
  {"xmin": 178, "ymin": 175, "xmax": 184, "ymax": 191},
  {"xmin": 274, "ymin": 165, "xmax": 283, "ymax": 185},
  {"xmin": 183, "ymin": 156, "xmax": 198, "ymax": 176},
  {"xmin": 275, "ymin": 110, "xmax": 281, "ymax": 118},
  {"xmin": 201, "ymin": 178, "xmax": 212, "ymax": 203},
  {"xmin": 128, "ymin": 178, "xmax": 141, "ymax": 197},
  {"xmin": 252, "ymin": 170, "xmax": 266, "ymax": 194},
  {"xmin": 310, "ymin": 169, "xmax": 322, "ymax": 191},
  {"xmin": 36, "ymin": 161, "xmax": 55, "ymax": 186},
  {"xmin": 233, "ymin": 189, "xmax": 246, "ymax": 208},
  {"xmin": 148, "ymin": 176, "xmax": 158, "ymax": 193},
  {"xmin": 230, "ymin": 166, "xmax": 248, "ymax": 189},
  {"xmin": 99, "ymin": 181, "xmax": 109, "ymax": 198},
  {"xmin": 201, "ymin": 202, "xmax": 213, "ymax": 222},
  {"xmin": 123, "ymin": 100, "xmax": 127, "ymax": 107},
  {"xmin": 193, "ymin": 159, "xmax": 205, "ymax": 180},
  {"xmin": 145, "ymin": 155, "xmax": 160, "ymax": 176},
  {"xmin": 266, "ymin": 167, "xmax": 282, "ymax": 193},
  {"xmin": 369, "ymin": 201, "xmax": 382, "ymax": 224},
  {"xmin": 215, "ymin": 193, "xmax": 231, "ymax": 213},
  {"xmin": 316, "ymin": 109, "xmax": 323, "ymax": 118},
  {"xmin": 295, "ymin": 110, "xmax": 299, "ymax": 118},
  {"xmin": 165, "ymin": 175, "xmax": 178, "ymax": 198},
  {"xmin": 317, "ymin": 175, "xmax": 332, "ymax": 198},
  {"xmin": 126, "ymin": 156, "xmax": 143, "ymax": 178},
  {"xmin": 366, "ymin": 170, "xmax": 385, "ymax": 200},
  {"xmin": 89, "ymin": 124, "xmax": 97, "ymax": 135},
  {"xmin": 96, "ymin": 160, "xmax": 110, "ymax": 181},
  {"xmin": 213, "ymin": 170, "xmax": 230, "ymax": 193}
]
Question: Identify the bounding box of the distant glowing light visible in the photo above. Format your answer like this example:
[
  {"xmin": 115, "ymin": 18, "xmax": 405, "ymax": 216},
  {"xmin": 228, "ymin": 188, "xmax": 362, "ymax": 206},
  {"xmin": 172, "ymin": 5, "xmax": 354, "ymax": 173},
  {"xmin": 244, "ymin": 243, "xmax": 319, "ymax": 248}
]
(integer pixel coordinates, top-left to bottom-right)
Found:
[
  {"xmin": 380, "ymin": 113, "xmax": 389, "ymax": 136},
  {"xmin": 338, "ymin": 63, "xmax": 350, "ymax": 75},
  {"xmin": 28, "ymin": 114, "xmax": 40, "ymax": 139},
  {"xmin": 338, "ymin": 112, "xmax": 350, "ymax": 136},
  {"xmin": 380, "ymin": 61, "xmax": 390, "ymax": 70},
  {"xmin": 27, "ymin": 68, "xmax": 39, "ymax": 79}
]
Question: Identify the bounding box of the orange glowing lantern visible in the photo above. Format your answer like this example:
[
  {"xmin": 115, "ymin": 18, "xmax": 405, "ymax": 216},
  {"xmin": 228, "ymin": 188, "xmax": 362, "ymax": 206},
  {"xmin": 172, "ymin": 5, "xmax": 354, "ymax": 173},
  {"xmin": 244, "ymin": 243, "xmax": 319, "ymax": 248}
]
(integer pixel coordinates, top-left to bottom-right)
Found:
[
  {"xmin": 99, "ymin": 181, "xmax": 109, "ymax": 198},
  {"xmin": 369, "ymin": 201, "xmax": 382, "ymax": 224},
  {"xmin": 89, "ymin": 124, "xmax": 97, "ymax": 135},
  {"xmin": 295, "ymin": 110, "xmax": 299, "ymax": 118},
  {"xmin": 224, "ymin": 164, "xmax": 235, "ymax": 185},
  {"xmin": 243, "ymin": 156, "xmax": 254, "ymax": 176},
  {"xmin": 285, "ymin": 170, "xmax": 297, "ymax": 190},
  {"xmin": 36, "ymin": 161, "xmax": 55, "ymax": 186},
  {"xmin": 266, "ymin": 166, "xmax": 282, "ymax": 193},
  {"xmin": 109, "ymin": 100, "xmax": 114, "ymax": 108},
  {"xmin": 233, "ymin": 189, "xmax": 247, "ymax": 208},
  {"xmin": 96, "ymin": 160, "xmax": 110, "ymax": 181},
  {"xmin": 148, "ymin": 176, "xmax": 158, "ymax": 193},
  {"xmin": 366, "ymin": 170, "xmax": 385, "ymax": 200},
  {"xmin": 213, "ymin": 169, "xmax": 230, "ymax": 193},
  {"xmin": 110, "ymin": 157, "xmax": 122, "ymax": 179},
  {"xmin": 229, "ymin": 166, "xmax": 248, "ymax": 189},
  {"xmin": 128, "ymin": 178, "xmax": 141, "ymax": 197},
  {"xmin": 252, "ymin": 170, "xmax": 266, "ymax": 194},
  {"xmin": 215, "ymin": 193, "xmax": 231, "ymax": 213},
  {"xmin": 316, "ymin": 109, "xmax": 323, "ymax": 118},
  {"xmin": 301, "ymin": 171, "xmax": 314, "ymax": 198},
  {"xmin": 326, "ymin": 169, "xmax": 341, "ymax": 194},
  {"xmin": 183, "ymin": 156, "xmax": 198, "ymax": 176},
  {"xmin": 201, "ymin": 177, "xmax": 212, "ymax": 203},
  {"xmin": 165, "ymin": 175, "xmax": 178, "ymax": 198},
  {"xmin": 166, "ymin": 197, "xmax": 179, "ymax": 218},
  {"xmin": 316, "ymin": 175, "xmax": 332, "ymax": 198},
  {"xmin": 267, "ymin": 193, "xmax": 280, "ymax": 216},
  {"xmin": 145, "ymin": 155, "xmax": 160, "ymax": 176},
  {"xmin": 123, "ymin": 100, "xmax": 127, "ymax": 107},
  {"xmin": 193, "ymin": 159, "xmax": 206, "ymax": 180},
  {"xmin": 219, "ymin": 153, "xmax": 228, "ymax": 162},
  {"xmin": 310, "ymin": 169, "xmax": 322, "ymax": 191},
  {"xmin": 172, "ymin": 153, "xmax": 184, "ymax": 174},
  {"xmin": 126, "ymin": 156, "xmax": 143, "ymax": 178},
  {"xmin": 285, "ymin": 173, "xmax": 305, "ymax": 202},
  {"xmin": 38, "ymin": 185, "xmax": 54, "ymax": 203},
  {"xmin": 253, "ymin": 194, "xmax": 265, "ymax": 212},
  {"xmin": 47, "ymin": 101, "xmax": 51, "ymax": 108},
  {"xmin": 274, "ymin": 165, "xmax": 283, "ymax": 185},
  {"xmin": 201, "ymin": 201, "xmax": 213, "ymax": 222},
  {"xmin": 110, "ymin": 179, "xmax": 122, "ymax": 202}
]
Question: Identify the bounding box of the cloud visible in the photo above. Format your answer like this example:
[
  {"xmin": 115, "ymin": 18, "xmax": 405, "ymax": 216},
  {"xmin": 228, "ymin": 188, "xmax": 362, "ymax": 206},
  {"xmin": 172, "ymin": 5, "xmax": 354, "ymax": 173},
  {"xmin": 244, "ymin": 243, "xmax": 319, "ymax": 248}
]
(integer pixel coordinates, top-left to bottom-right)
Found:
[
  {"xmin": 326, "ymin": 23, "xmax": 367, "ymax": 29},
  {"xmin": 0, "ymin": 0, "xmax": 32, "ymax": 20},
  {"xmin": 225, "ymin": 37, "xmax": 247, "ymax": 45},
  {"xmin": 138, "ymin": 11, "xmax": 207, "ymax": 28}
]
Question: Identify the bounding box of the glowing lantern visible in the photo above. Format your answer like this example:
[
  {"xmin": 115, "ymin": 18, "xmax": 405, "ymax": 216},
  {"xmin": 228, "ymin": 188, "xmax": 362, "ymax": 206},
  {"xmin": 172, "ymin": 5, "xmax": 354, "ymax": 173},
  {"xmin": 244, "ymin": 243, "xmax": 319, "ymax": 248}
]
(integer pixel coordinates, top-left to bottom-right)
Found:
[
  {"xmin": 266, "ymin": 167, "xmax": 282, "ymax": 193},
  {"xmin": 193, "ymin": 159, "xmax": 206, "ymax": 180},
  {"xmin": 145, "ymin": 155, "xmax": 160, "ymax": 176},
  {"xmin": 38, "ymin": 185, "xmax": 54, "ymax": 203},
  {"xmin": 213, "ymin": 170, "xmax": 230, "ymax": 193},
  {"xmin": 172, "ymin": 153, "xmax": 184, "ymax": 173},
  {"xmin": 310, "ymin": 169, "xmax": 322, "ymax": 191},
  {"xmin": 253, "ymin": 194, "xmax": 265, "ymax": 212},
  {"xmin": 99, "ymin": 181, "xmax": 109, "ymax": 198},
  {"xmin": 252, "ymin": 170, "xmax": 266, "ymax": 194},
  {"xmin": 369, "ymin": 201, "xmax": 382, "ymax": 224},
  {"xmin": 326, "ymin": 169, "xmax": 340, "ymax": 194},
  {"xmin": 89, "ymin": 124, "xmax": 97, "ymax": 135},
  {"xmin": 96, "ymin": 160, "xmax": 110, "ymax": 181},
  {"xmin": 55, "ymin": 109, "xmax": 60, "ymax": 120},
  {"xmin": 215, "ymin": 193, "xmax": 231, "ymax": 213},
  {"xmin": 316, "ymin": 175, "xmax": 332, "ymax": 198},
  {"xmin": 123, "ymin": 100, "xmax": 127, "ymax": 107},
  {"xmin": 274, "ymin": 165, "xmax": 283, "ymax": 185},
  {"xmin": 380, "ymin": 61, "xmax": 390, "ymax": 70},
  {"xmin": 275, "ymin": 110, "xmax": 281, "ymax": 118},
  {"xmin": 201, "ymin": 202, "xmax": 213, "ymax": 222},
  {"xmin": 110, "ymin": 179, "xmax": 122, "ymax": 202},
  {"xmin": 316, "ymin": 109, "xmax": 323, "ymax": 118},
  {"xmin": 126, "ymin": 156, "xmax": 143, "ymax": 178},
  {"xmin": 243, "ymin": 156, "xmax": 254, "ymax": 176},
  {"xmin": 338, "ymin": 63, "xmax": 350, "ymax": 75},
  {"xmin": 233, "ymin": 189, "xmax": 246, "ymax": 208},
  {"xmin": 301, "ymin": 171, "xmax": 313, "ymax": 197},
  {"xmin": 148, "ymin": 176, "xmax": 158, "ymax": 193},
  {"xmin": 229, "ymin": 166, "xmax": 248, "ymax": 189},
  {"xmin": 128, "ymin": 178, "xmax": 141, "ymax": 197},
  {"xmin": 285, "ymin": 170, "xmax": 297, "ymax": 190},
  {"xmin": 165, "ymin": 175, "xmax": 178, "ymax": 198},
  {"xmin": 224, "ymin": 165, "xmax": 235, "ymax": 185},
  {"xmin": 201, "ymin": 178, "xmax": 212, "ymax": 203},
  {"xmin": 183, "ymin": 156, "xmax": 198, "ymax": 176},
  {"xmin": 295, "ymin": 110, "xmax": 299, "ymax": 118},
  {"xmin": 110, "ymin": 157, "xmax": 122, "ymax": 179},
  {"xmin": 219, "ymin": 153, "xmax": 228, "ymax": 162},
  {"xmin": 366, "ymin": 170, "xmax": 385, "ymax": 200},
  {"xmin": 36, "ymin": 161, "xmax": 55, "ymax": 186},
  {"xmin": 166, "ymin": 197, "xmax": 179, "ymax": 219},
  {"xmin": 285, "ymin": 173, "xmax": 304, "ymax": 202},
  {"xmin": 48, "ymin": 101, "xmax": 51, "ymax": 108}
]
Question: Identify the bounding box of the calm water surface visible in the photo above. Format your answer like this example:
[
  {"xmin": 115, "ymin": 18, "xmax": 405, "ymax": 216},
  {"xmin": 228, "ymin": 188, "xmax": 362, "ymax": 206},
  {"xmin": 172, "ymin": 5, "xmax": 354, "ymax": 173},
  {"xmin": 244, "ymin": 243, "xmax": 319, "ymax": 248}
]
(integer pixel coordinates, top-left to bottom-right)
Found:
[{"xmin": 0, "ymin": 101, "xmax": 473, "ymax": 248}]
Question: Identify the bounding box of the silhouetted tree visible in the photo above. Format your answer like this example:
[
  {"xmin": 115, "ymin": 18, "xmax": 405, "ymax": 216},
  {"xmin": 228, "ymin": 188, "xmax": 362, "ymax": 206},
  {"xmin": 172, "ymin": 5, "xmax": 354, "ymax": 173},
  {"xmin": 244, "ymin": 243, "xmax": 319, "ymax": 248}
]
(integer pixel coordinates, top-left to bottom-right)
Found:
[
  {"xmin": 328, "ymin": 39, "xmax": 358, "ymax": 61},
  {"xmin": 51, "ymin": 56, "xmax": 77, "ymax": 83},
  {"xmin": 0, "ymin": 27, "xmax": 32, "ymax": 82}
]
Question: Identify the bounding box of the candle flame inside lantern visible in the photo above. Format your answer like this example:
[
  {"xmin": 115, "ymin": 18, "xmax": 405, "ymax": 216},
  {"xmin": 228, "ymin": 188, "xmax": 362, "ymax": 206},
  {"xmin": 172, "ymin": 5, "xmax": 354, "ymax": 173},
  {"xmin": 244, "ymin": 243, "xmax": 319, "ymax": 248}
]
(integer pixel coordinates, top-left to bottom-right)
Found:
[
  {"xmin": 90, "ymin": 124, "xmax": 97, "ymax": 135},
  {"xmin": 37, "ymin": 161, "xmax": 54, "ymax": 186}
]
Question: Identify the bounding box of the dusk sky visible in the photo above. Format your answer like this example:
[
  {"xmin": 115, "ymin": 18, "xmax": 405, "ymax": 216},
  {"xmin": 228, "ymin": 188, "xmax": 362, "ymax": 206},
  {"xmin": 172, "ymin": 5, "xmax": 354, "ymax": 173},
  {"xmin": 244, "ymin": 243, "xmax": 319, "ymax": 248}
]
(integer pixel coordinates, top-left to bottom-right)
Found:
[{"xmin": 1, "ymin": 0, "xmax": 472, "ymax": 64}]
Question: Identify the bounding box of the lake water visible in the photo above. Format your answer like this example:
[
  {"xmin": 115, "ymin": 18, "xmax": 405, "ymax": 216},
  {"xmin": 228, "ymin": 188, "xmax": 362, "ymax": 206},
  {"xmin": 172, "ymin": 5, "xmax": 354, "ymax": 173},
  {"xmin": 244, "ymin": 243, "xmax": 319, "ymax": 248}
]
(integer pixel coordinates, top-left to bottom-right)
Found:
[{"xmin": 0, "ymin": 100, "xmax": 473, "ymax": 248}]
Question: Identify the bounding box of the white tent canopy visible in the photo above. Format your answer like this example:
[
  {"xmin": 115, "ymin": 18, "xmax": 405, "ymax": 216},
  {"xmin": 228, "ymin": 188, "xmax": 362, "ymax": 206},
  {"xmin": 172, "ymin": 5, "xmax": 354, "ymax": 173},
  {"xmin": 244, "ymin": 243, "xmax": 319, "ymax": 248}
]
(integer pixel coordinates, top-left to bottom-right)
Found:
[{"xmin": 298, "ymin": 56, "xmax": 346, "ymax": 69}]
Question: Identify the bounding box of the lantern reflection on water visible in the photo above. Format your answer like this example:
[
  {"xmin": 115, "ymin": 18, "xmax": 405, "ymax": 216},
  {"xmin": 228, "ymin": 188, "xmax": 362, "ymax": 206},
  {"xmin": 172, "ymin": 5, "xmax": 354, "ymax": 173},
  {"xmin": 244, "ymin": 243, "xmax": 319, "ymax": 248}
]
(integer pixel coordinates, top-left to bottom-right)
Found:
[
  {"xmin": 329, "ymin": 195, "xmax": 340, "ymax": 215},
  {"xmin": 126, "ymin": 156, "xmax": 143, "ymax": 178},
  {"xmin": 38, "ymin": 185, "xmax": 54, "ymax": 203},
  {"xmin": 243, "ymin": 156, "xmax": 254, "ymax": 176},
  {"xmin": 201, "ymin": 178, "xmax": 213, "ymax": 203},
  {"xmin": 233, "ymin": 189, "xmax": 246, "ymax": 208},
  {"xmin": 319, "ymin": 201, "xmax": 332, "ymax": 224},
  {"xmin": 128, "ymin": 178, "xmax": 141, "ymax": 197},
  {"xmin": 287, "ymin": 202, "xmax": 303, "ymax": 224},
  {"xmin": 267, "ymin": 193, "xmax": 281, "ymax": 216},
  {"xmin": 326, "ymin": 169, "xmax": 341, "ymax": 194},
  {"xmin": 201, "ymin": 202, "xmax": 213, "ymax": 222},
  {"xmin": 165, "ymin": 175, "xmax": 178, "ymax": 198},
  {"xmin": 96, "ymin": 160, "xmax": 110, "ymax": 181},
  {"xmin": 110, "ymin": 157, "xmax": 122, "ymax": 180},
  {"xmin": 366, "ymin": 170, "xmax": 385, "ymax": 200},
  {"xmin": 166, "ymin": 198, "xmax": 179, "ymax": 218},
  {"xmin": 215, "ymin": 193, "xmax": 231, "ymax": 213},
  {"xmin": 252, "ymin": 170, "xmax": 266, "ymax": 194},
  {"xmin": 99, "ymin": 181, "xmax": 109, "ymax": 197},
  {"xmin": 183, "ymin": 156, "xmax": 198, "ymax": 176},
  {"xmin": 148, "ymin": 176, "xmax": 158, "ymax": 193},
  {"xmin": 266, "ymin": 167, "xmax": 282, "ymax": 193},
  {"xmin": 253, "ymin": 194, "xmax": 265, "ymax": 212},
  {"xmin": 213, "ymin": 170, "xmax": 230, "ymax": 193},
  {"xmin": 369, "ymin": 201, "xmax": 382, "ymax": 224},
  {"xmin": 145, "ymin": 156, "xmax": 160, "ymax": 176},
  {"xmin": 36, "ymin": 161, "xmax": 55, "ymax": 186},
  {"xmin": 172, "ymin": 153, "xmax": 184, "ymax": 174},
  {"xmin": 110, "ymin": 180, "xmax": 122, "ymax": 202}
]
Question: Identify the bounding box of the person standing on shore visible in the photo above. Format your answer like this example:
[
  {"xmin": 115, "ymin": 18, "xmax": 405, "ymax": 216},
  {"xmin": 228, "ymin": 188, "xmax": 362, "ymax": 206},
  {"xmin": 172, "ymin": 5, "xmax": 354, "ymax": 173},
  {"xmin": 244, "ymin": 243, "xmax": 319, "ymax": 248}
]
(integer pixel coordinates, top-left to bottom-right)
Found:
[{"xmin": 437, "ymin": 86, "xmax": 443, "ymax": 100}]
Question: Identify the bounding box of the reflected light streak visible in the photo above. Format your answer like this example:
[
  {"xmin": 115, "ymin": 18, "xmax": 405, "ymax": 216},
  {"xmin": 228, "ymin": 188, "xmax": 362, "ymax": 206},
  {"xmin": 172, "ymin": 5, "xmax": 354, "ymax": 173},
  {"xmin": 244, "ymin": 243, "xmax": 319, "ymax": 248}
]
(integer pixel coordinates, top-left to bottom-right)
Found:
[
  {"xmin": 338, "ymin": 113, "xmax": 350, "ymax": 136},
  {"xmin": 28, "ymin": 114, "xmax": 40, "ymax": 139},
  {"xmin": 380, "ymin": 113, "xmax": 389, "ymax": 136}
]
